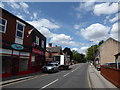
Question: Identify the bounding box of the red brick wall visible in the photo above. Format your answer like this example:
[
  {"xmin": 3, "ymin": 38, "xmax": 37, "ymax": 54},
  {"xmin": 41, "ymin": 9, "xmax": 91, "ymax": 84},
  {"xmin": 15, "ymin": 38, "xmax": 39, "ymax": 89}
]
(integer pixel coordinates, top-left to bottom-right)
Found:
[
  {"xmin": 101, "ymin": 66, "xmax": 120, "ymax": 88},
  {"xmin": 1, "ymin": 9, "xmax": 33, "ymax": 47}
]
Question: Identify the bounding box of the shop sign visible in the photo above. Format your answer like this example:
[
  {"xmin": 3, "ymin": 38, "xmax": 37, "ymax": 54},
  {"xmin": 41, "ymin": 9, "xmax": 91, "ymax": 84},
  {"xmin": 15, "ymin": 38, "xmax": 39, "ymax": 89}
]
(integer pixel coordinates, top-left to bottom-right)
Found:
[
  {"xmin": 32, "ymin": 48, "xmax": 44, "ymax": 55},
  {"xmin": 11, "ymin": 44, "xmax": 24, "ymax": 50}
]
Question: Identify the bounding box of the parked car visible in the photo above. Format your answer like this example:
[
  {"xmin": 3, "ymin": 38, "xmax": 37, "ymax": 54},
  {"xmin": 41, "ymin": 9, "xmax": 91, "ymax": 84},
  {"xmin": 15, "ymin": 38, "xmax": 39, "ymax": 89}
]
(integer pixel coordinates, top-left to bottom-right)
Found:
[
  {"xmin": 96, "ymin": 65, "xmax": 101, "ymax": 71},
  {"xmin": 42, "ymin": 63, "xmax": 59, "ymax": 73},
  {"xmin": 102, "ymin": 62, "xmax": 120, "ymax": 68}
]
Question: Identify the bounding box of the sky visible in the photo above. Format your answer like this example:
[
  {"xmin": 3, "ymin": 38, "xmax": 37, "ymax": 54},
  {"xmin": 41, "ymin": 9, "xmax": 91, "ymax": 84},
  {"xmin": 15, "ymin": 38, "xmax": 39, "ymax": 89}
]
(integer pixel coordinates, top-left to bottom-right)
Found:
[{"xmin": 0, "ymin": 0, "xmax": 119, "ymax": 54}]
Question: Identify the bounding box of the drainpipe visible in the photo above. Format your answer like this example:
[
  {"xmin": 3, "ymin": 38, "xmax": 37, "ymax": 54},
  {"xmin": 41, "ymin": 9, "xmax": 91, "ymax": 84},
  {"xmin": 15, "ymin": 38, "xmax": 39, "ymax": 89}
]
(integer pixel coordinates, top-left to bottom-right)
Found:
[{"xmin": 115, "ymin": 56, "xmax": 119, "ymax": 69}]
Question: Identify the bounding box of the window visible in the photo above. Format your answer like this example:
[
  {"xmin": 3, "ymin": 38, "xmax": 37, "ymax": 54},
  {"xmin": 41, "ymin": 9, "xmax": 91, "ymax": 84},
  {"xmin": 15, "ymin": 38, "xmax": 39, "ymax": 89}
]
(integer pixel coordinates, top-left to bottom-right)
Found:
[
  {"xmin": 36, "ymin": 36, "xmax": 39, "ymax": 45},
  {"xmin": 41, "ymin": 40, "xmax": 44, "ymax": 48},
  {"xmin": 19, "ymin": 59, "xmax": 28, "ymax": 71},
  {"xmin": 16, "ymin": 20, "xmax": 25, "ymax": 39},
  {"xmin": 2, "ymin": 56, "xmax": 11, "ymax": 73},
  {"xmin": 0, "ymin": 18, "xmax": 7, "ymax": 33}
]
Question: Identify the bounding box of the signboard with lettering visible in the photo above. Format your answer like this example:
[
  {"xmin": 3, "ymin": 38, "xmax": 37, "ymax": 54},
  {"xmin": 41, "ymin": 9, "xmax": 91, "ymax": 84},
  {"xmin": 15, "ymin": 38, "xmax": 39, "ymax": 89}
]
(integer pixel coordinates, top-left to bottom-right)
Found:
[
  {"xmin": 11, "ymin": 44, "xmax": 24, "ymax": 50},
  {"xmin": 32, "ymin": 48, "xmax": 44, "ymax": 55}
]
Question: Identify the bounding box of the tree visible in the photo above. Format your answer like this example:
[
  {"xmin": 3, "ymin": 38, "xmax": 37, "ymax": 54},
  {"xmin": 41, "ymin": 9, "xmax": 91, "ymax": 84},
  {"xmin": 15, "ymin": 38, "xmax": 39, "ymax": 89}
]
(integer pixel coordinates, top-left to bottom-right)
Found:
[
  {"xmin": 72, "ymin": 50, "xmax": 86, "ymax": 63},
  {"xmin": 85, "ymin": 45, "xmax": 98, "ymax": 61},
  {"xmin": 63, "ymin": 47, "xmax": 73, "ymax": 60},
  {"xmin": 98, "ymin": 40, "xmax": 104, "ymax": 46}
]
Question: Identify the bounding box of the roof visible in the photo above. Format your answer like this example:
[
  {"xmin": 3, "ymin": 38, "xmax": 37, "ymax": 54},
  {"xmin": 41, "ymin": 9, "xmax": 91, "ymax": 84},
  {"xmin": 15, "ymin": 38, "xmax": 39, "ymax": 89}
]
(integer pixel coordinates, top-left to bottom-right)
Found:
[
  {"xmin": 46, "ymin": 46, "xmax": 62, "ymax": 53},
  {"xmin": 115, "ymin": 52, "xmax": 120, "ymax": 56},
  {"xmin": 104, "ymin": 37, "xmax": 120, "ymax": 44}
]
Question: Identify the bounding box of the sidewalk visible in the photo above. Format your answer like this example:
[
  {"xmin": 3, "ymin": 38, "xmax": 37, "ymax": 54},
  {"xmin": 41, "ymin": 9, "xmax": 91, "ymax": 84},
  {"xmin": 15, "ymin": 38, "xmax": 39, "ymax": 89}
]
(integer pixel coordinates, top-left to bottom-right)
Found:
[
  {"xmin": 88, "ymin": 64, "xmax": 119, "ymax": 89},
  {"xmin": 1, "ymin": 71, "xmax": 43, "ymax": 86}
]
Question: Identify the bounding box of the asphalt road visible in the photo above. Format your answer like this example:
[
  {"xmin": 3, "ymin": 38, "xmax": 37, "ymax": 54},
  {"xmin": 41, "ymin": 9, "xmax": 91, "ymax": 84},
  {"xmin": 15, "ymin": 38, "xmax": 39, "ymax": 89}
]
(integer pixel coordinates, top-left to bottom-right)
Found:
[{"xmin": 2, "ymin": 63, "xmax": 90, "ymax": 89}]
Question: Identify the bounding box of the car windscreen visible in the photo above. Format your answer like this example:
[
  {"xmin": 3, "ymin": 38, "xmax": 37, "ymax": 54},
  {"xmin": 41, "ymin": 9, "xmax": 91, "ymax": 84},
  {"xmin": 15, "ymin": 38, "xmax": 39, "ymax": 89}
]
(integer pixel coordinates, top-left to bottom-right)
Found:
[{"xmin": 47, "ymin": 64, "xmax": 54, "ymax": 66}]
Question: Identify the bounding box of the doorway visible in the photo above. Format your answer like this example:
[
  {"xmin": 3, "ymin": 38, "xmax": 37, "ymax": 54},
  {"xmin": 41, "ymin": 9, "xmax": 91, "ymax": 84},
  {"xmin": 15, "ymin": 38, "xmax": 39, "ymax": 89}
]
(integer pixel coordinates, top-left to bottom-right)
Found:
[{"xmin": 11, "ymin": 57, "xmax": 19, "ymax": 75}]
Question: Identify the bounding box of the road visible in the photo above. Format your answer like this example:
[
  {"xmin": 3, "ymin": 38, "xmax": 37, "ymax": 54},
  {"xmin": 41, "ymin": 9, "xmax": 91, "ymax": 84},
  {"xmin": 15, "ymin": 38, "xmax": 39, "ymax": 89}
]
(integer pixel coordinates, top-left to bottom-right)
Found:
[{"xmin": 2, "ymin": 63, "xmax": 90, "ymax": 89}]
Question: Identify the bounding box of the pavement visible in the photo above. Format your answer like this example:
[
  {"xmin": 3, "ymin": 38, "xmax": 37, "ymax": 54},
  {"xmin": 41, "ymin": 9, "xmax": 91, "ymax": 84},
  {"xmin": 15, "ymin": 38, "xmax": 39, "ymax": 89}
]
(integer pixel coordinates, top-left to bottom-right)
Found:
[
  {"xmin": 88, "ymin": 64, "xmax": 119, "ymax": 89},
  {"xmin": 0, "ymin": 63, "xmax": 119, "ymax": 89}
]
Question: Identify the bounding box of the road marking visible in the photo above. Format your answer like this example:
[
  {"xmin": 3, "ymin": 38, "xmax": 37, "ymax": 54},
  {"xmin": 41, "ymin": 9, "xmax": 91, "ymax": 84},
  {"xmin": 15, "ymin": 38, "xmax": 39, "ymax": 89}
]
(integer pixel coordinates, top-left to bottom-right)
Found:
[
  {"xmin": 0, "ymin": 74, "xmax": 48, "ymax": 87},
  {"xmin": 63, "ymin": 73, "xmax": 70, "ymax": 77},
  {"xmin": 71, "ymin": 70, "xmax": 75, "ymax": 72},
  {"xmin": 41, "ymin": 79, "xmax": 59, "ymax": 89},
  {"xmin": 1, "ymin": 76, "xmax": 33, "ymax": 85}
]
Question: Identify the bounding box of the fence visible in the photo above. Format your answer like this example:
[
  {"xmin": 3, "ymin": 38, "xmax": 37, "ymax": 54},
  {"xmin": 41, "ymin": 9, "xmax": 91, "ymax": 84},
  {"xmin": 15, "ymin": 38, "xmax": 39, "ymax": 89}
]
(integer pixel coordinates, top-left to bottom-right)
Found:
[{"xmin": 101, "ymin": 66, "xmax": 120, "ymax": 88}]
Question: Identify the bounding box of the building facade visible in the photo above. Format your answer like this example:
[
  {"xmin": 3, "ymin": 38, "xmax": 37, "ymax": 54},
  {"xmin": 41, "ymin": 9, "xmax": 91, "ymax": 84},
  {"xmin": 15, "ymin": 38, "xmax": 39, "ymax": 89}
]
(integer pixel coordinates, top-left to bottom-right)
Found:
[
  {"xmin": 95, "ymin": 38, "xmax": 120, "ymax": 65},
  {"xmin": 0, "ymin": 8, "xmax": 46, "ymax": 77},
  {"xmin": 45, "ymin": 43, "xmax": 62, "ymax": 63}
]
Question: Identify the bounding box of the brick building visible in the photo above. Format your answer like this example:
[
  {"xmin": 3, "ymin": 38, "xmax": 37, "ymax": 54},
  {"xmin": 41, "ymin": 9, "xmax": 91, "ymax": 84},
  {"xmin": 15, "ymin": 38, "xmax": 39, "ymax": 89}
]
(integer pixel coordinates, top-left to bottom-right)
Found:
[
  {"xmin": 0, "ymin": 8, "xmax": 46, "ymax": 77},
  {"xmin": 45, "ymin": 43, "xmax": 62, "ymax": 63},
  {"xmin": 95, "ymin": 38, "xmax": 120, "ymax": 65}
]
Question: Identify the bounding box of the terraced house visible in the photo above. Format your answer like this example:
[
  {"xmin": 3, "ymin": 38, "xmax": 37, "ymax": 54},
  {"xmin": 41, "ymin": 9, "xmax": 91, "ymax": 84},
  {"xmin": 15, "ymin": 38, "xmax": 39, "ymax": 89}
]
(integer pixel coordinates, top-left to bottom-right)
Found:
[{"xmin": 0, "ymin": 8, "xmax": 46, "ymax": 77}]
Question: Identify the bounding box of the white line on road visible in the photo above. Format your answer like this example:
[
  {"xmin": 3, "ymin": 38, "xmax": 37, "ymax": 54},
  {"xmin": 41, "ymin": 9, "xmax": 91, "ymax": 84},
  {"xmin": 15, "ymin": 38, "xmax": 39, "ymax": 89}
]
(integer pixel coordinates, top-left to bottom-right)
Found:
[
  {"xmin": 63, "ymin": 73, "xmax": 70, "ymax": 77},
  {"xmin": 71, "ymin": 70, "xmax": 75, "ymax": 72},
  {"xmin": 41, "ymin": 79, "xmax": 59, "ymax": 89}
]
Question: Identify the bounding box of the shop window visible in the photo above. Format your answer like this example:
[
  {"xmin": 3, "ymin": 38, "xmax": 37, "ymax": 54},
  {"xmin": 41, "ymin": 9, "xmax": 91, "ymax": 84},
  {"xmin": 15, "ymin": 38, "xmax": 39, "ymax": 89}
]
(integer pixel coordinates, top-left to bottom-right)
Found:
[
  {"xmin": 0, "ymin": 18, "xmax": 7, "ymax": 33},
  {"xmin": 41, "ymin": 40, "xmax": 44, "ymax": 48},
  {"xmin": 19, "ymin": 59, "xmax": 28, "ymax": 71},
  {"xmin": 16, "ymin": 20, "xmax": 25, "ymax": 39},
  {"xmin": 36, "ymin": 36, "xmax": 39, "ymax": 45},
  {"xmin": 2, "ymin": 56, "xmax": 11, "ymax": 73},
  {"xmin": 31, "ymin": 56, "xmax": 35, "ymax": 67}
]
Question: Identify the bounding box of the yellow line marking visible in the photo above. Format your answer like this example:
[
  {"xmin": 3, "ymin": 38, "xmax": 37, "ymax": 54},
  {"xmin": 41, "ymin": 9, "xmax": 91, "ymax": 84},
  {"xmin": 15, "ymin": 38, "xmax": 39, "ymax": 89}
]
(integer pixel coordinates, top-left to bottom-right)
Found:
[{"xmin": 0, "ymin": 74, "xmax": 48, "ymax": 88}]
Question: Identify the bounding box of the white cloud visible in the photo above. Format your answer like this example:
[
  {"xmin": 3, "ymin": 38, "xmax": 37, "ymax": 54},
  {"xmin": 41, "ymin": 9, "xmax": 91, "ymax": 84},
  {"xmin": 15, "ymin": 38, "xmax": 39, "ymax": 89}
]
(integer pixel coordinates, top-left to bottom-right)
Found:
[
  {"xmin": 75, "ymin": 0, "xmax": 97, "ymax": 12},
  {"xmin": 104, "ymin": 16, "xmax": 110, "ymax": 24},
  {"xmin": 110, "ymin": 22, "xmax": 119, "ymax": 41},
  {"xmin": 109, "ymin": 13, "xmax": 120, "ymax": 23},
  {"xmin": 50, "ymin": 34, "xmax": 72, "ymax": 42},
  {"xmin": 74, "ymin": 25, "xmax": 80, "ymax": 29},
  {"xmin": 8, "ymin": 2, "xmax": 20, "ymax": 9},
  {"xmin": 27, "ymin": 18, "xmax": 60, "ymax": 30},
  {"xmin": 27, "ymin": 18, "xmax": 80, "ymax": 47},
  {"xmin": 31, "ymin": 12, "xmax": 38, "ymax": 20},
  {"xmin": 37, "ymin": 27, "xmax": 56, "ymax": 38},
  {"xmin": 19, "ymin": 2, "xmax": 29, "ymax": 9},
  {"xmin": 71, "ymin": 48, "xmax": 79, "ymax": 51},
  {"xmin": 80, "ymin": 46, "xmax": 89, "ymax": 54},
  {"xmin": 74, "ymin": 1, "xmax": 96, "ymax": 19},
  {"xmin": 0, "ymin": 2, "xmax": 4, "ymax": 8},
  {"xmin": 16, "ymin": 15, "xmax": 24, "ymax": 19},
  {"xmin": 38, "ymin": 19, "xmax": 60, "ymax": 29},
  {"xmin": 94, "ymin": 3, "xmax": 118, "ymax": 16},
  {"xmin": 81, "ymin": 23, "xmax": 110, "ymax": 43},
  {"xmin": 19, "ymin": 2, "xmax": 29, "ymax": 14},
  {"xmin": 7, "ymin": 1, "xmax": 29, "ymax": 14},
  {"xmin": 50, "ymin": 34, "xmax": 84, "ymax": 46},
  {"xmin": 71, "ymin": 46, "xmax": 89, "ymax": 54}
]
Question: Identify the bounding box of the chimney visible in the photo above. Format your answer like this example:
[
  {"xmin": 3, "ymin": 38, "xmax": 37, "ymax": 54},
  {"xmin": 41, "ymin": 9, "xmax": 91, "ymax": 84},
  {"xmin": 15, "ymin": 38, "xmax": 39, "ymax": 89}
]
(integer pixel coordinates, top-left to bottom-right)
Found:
[{"xmin": 48, "ymin": 43, "xmax": 52, "ymax": 47}]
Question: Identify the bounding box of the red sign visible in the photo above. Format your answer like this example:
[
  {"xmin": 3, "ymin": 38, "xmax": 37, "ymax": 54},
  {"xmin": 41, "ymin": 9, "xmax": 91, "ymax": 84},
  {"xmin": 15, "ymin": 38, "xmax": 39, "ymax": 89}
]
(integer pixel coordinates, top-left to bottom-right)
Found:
[{"xmin": 32, "ymin": 48, "xmax": 44, "ymax": 55}]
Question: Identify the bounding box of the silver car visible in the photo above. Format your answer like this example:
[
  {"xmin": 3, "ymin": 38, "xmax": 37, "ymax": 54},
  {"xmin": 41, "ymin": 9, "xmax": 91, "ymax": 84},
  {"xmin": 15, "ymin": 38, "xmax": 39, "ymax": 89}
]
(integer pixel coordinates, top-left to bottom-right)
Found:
[{"xmin": 42, "ymin": 63, "xmax": 59, "ymax": 73}]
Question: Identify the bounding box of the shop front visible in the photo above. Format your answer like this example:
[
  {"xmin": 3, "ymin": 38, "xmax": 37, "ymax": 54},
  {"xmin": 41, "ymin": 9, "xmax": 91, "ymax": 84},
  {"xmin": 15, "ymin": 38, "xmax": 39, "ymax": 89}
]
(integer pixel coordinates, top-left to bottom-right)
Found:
[
  {"xmin": 1, "ymin": 41, "xmax": 33, "ymax": 77},
  {"xmin": 31, "ymin": 48, "xmax": 45, "ymax": 72}
]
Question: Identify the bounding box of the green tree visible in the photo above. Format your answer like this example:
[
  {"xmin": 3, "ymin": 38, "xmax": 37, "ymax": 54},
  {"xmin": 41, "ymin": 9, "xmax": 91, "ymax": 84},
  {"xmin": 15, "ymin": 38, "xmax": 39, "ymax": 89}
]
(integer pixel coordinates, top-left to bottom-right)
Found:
[
  {"xmin": 72, "ymin": 50, "xmax": 86, "ymax": 63},
  {"xmin": 63, "ymin": 47, "xmax": 73, "ymax": 60},
  {"xmin": 85, "ymin": 45, "xmax": 98, "ymax": 61},
  {"xmin": 98, "ymin": 40, "xmax": 104, "ymax": 46}
]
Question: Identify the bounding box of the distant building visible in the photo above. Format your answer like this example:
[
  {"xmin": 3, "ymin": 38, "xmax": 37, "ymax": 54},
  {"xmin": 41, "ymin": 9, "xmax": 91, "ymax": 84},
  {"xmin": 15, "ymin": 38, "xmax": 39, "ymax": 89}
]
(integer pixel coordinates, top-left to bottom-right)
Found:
[
  {"xmin": 95, "ymin": 38, "xmax": 120, "ymax": 65},
  {"xmin": 0, "ymin": 8, "xmax": 46, "ymax": 77},
  {"xmin": 45, "ymin": 43, "xmax": 62, "ymax": 63}
]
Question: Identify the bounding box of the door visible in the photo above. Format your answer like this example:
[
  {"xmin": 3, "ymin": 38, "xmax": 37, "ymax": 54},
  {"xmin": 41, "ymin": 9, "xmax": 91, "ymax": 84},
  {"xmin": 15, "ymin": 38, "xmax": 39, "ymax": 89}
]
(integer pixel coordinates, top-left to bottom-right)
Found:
[
  {"xmin": 12, "ymin": 57, "xmax": 19, "ymax": 75},
  {"xmin": 35, "ymin": 56, "xmax": 41, "ymax": 71}
]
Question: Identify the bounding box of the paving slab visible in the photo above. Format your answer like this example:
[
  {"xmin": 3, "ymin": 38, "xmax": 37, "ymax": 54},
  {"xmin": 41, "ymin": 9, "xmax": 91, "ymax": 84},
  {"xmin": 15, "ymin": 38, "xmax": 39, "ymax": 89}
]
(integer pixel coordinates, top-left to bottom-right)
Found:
[{"xmin": 89, "ymin": 64, "xmax": 119, "ymax": 89}]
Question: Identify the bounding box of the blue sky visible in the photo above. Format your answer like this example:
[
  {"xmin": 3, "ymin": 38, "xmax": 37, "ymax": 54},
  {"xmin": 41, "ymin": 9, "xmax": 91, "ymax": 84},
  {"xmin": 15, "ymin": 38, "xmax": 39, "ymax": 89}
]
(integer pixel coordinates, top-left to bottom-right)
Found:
[{"xmin": 0, "ymin": 1, "xmax": 119, "ymax": 54}]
